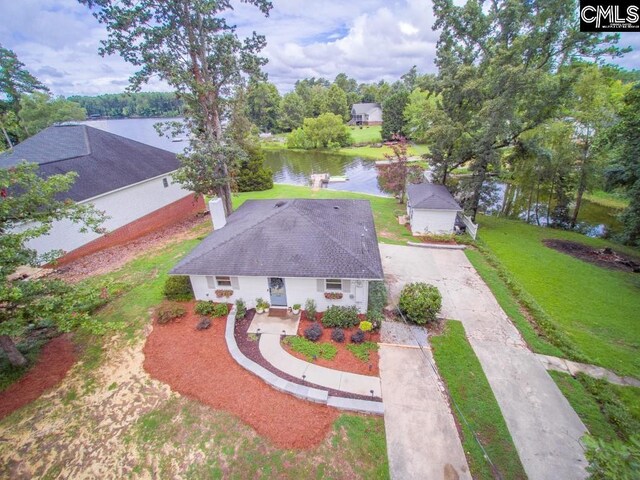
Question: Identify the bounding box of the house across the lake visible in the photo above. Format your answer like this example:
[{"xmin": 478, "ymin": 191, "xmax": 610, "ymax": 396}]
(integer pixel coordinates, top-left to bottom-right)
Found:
[
  {"xmin": 171, "ymin": 198, "xmax": 384, "ymax": 314},
  {"xmin": 0, "ymin": 124, "xmax": 204, "ymax": 264},
  {"xmin": 349, "ymin": 103, "xmax": 383, "ymax": 126},
  {"xmin": 406, "ymin": 183, "xmax": 462, "ymax": 235}
]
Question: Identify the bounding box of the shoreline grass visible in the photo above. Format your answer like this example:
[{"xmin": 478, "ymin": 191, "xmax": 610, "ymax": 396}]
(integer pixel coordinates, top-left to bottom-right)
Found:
[{"xmin": 431, "ymin": 320, "xmax": 527, "ymax": 480}]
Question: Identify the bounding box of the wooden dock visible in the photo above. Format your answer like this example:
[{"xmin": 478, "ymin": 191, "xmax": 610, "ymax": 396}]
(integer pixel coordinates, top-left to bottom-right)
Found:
[{"xmin": 310, "ymin": 173, "xmax": 329, "ymax": 191}]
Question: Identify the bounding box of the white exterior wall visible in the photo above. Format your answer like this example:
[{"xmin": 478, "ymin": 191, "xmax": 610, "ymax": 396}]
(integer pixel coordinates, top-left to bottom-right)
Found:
[
  {"xmin": 189, "ymin": 275, "xmax": 371, "ymax": 314},
  {"xmin": 368, "ymin": 107, "xmax": 383, "ymax": 123},
  {"xmin": 410, "ymin": 208, "xmax": 458, "ymax": 235},
  {"xmin": 25, "ymin": 172, "xmax": 191, "ymax": 256}
]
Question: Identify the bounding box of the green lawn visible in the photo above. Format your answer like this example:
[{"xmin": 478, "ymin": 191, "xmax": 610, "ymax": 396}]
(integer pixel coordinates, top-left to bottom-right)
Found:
[
  {"xmin": 476, "ymin": 215, "xmax": 640, "ymax": 378},
  {"xmin": 583, "ymin": 190, "xmax": 629, "ymax": 210},
  {"xmin": 349, "ymin": 125, "xmax": 381, "ymax": 144},
  {"xmin": 431, "ymin": 320, "xmax": 527, "ymax": 480},
  {"xmin": 233, "ymin": 184, "xmax": 413, "ymax": 245}
]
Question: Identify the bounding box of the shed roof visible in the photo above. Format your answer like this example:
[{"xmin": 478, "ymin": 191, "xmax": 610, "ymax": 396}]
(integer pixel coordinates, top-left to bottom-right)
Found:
[
  {"xmin": 0, "ymin": 124, "xmax": 180, "ymax": 202},
  {"xmin": 171, "ymin": 199, "xmax": 384, "ymax": 279},
  {"xmin": 407, "ymin": 183, "xmax": 462, "ymax": 210}
]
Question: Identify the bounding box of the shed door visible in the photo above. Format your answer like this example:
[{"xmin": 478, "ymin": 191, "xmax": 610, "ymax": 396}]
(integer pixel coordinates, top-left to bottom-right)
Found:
[{"xmin": 268, "ymin": 277, "xmax": 287, "ymax": 307}]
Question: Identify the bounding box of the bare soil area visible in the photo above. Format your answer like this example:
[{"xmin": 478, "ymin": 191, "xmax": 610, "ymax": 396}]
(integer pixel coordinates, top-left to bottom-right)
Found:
[
  {"xmin": 0, "ymin": 335, "xmax": 76, "ymax": 420},
  {"xmin": 51, "ymin": 213, "xmax": 210, "ymax": 283},
  {"xmin": 543, "ymin": 239, "xmax": 640, "ymax": 273},
  {"xmin": 144, "ymin": 303, "xmax": 339, "ymax": 449}
]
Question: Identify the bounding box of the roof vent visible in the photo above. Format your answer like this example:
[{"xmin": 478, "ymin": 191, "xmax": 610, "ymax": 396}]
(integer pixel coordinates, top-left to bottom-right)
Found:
[
  {"xmin": 333, "ymin": 206, "xmax": 340, "ymax": 210},
  {"xmin": 275, "ymin": 201, "xmax": 287, "ymax": 208}
]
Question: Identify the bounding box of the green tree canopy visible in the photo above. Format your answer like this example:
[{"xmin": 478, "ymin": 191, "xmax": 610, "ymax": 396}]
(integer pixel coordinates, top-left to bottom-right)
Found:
[
  {"xmin": 381, "ymin": 90, "xmax": 409, "ymax": 140},
  {"xmin": 246, "ymin": 81, "xmax": 281, "ymax": 132},
  {"xmin": 286, "ymin": 112, "xmax": 352, "ymax": 149},
  {"xmin": 19, "ymin": 93, "xmax": 86, "ymax": 137},
  {"xmin": 278, "ymin": 92, "xmax": 305, "ymax": 131}
]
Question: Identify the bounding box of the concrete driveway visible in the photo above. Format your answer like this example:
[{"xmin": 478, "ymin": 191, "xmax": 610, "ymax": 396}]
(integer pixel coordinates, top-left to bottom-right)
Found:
[{"xmin": 380, "ymin": 243, "xmax": 588, "ymax": 480}]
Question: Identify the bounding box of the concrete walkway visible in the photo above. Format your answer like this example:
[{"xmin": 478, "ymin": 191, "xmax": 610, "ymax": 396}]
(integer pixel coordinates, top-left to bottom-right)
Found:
[
  {"xmin": 380, "ymin": 339, "xmax": 471, "ymax": 480},
  {"xmin": 537, "ymin": 353, "xmax": 640, "ymax": 387},
  {"xmin": 248, "ymin": 313, "xmax": 300, "ymax": 335},
  {"xmin": 380, "ymin": 243, "xmax": 589, "ymax": 480},
  {"xmin": 258, "ymin": 333, "xmax": 382, "ymax": 397}
]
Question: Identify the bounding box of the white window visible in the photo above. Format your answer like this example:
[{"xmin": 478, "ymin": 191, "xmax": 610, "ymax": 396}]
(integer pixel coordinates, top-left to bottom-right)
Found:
[
  {"xmin": 216, "ymin": 276, "xmax": 232, "ymax": 287},
  {"xmin": 325, "ymin": 279, "xmax": 342, "ymax": 291}
]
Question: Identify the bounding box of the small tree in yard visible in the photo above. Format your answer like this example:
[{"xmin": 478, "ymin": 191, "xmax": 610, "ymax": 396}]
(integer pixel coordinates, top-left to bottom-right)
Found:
[
  {"xmin": 398, "ymin": 282, "xmax": 442, "ymax": 325},
  {"xmin": 377, "ymin": 136, "xmax": 422, "ymax": 204},
  {"xmin": 0, "ymin": 163, "xmax": 106, "ymax": 366}
]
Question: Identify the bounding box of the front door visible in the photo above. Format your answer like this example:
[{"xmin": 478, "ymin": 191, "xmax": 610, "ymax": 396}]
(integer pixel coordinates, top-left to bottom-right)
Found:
[{"xmin": 268, "ymin": 277, "xmax": 287, "ymax": 306}]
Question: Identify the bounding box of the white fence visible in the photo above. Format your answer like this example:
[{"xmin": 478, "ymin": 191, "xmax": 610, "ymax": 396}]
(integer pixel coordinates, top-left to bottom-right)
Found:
[{"xmin": 459, "ymin": 214, "xmax": 479, "ymax": 240}]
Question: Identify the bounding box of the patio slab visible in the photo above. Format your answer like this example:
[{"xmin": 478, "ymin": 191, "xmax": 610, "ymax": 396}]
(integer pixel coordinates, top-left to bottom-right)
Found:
[{"xmin": 248, "ymin": 312, "xmax": 300, "ymax": 336}]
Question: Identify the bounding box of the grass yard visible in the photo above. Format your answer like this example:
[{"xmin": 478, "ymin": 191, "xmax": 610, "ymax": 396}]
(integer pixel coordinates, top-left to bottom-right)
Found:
[
  {"xmin": 476, "ymin": 215, "xmax": 640, "ymax": 378},
  {"xmin": 233, "ymin": 184, "xmax": 413, "ymax": 245},
  {"xmin": 584, "ymin": 190, "xmax": 629, "ymax": 210},
  {"xmin": 431, "ymin": 320, "xmax": 527, "ymax": 480},
  {"xmin": 349, "ymin": 125, "xmax": 382, "ymax": 143}
]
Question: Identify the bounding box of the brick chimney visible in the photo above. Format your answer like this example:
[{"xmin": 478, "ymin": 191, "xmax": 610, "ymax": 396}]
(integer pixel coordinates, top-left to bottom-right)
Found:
[{"xmin": 209, "ymin": 198, "xmax": 226, "ymax": 229}]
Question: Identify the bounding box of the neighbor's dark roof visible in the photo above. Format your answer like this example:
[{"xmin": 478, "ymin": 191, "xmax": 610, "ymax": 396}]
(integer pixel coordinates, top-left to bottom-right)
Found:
[
  {"xmin": 171, "ymin": 199, "xmax": 384, "ymax": 279},
  {"xmin": 351, "ymin": 102, "xmax": 381, "ymax": 115},
  {"xmin": 407, "ymin": 183, "xmax": 462, "ymax": 210},
  {"xmin": 0, "ymin": 124, "xmax": 180, "ymax": 202}
]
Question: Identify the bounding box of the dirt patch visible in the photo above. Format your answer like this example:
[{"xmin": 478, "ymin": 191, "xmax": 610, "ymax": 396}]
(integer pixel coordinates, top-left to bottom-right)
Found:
[
  {"xmin": 290, "ymin": 314, "xmax": 380, "ymax": 377},
  {"xmin": 543, "ymin": 239, "xmax": 640, "ymax": 273},
  {"xmin": 0, "ymin": 335, "xmax": 76, "ymax": 420},
  {"xmin": 143, "ymin": 303, "xmax": 339, "ymax": 449},
  {"xmin": 51, "ymin": 214, "xmax": 210, "ymax": 283}
]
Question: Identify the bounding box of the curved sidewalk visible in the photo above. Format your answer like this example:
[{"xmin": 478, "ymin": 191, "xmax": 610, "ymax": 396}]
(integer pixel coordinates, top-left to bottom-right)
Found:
[{"xmin": 258, "ymin": 333, "xmax": 382, "ymax": 398}]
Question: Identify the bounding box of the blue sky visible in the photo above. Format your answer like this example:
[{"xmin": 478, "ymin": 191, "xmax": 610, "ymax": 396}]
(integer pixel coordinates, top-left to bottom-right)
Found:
[{"xmin": 0, "ymin": 0, "xmax": 638, "ymax": 97}]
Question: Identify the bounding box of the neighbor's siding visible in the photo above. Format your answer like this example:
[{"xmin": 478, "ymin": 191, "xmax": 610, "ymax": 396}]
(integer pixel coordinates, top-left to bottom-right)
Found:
[
  {"xmin": 368, "ymin": 107, "xmax": 383, "ymax": 123},
  {"xmin": 410, "ymin": 209, "xmax": 458, "ymax": 235},
  {"xmin": 189, "ymin": 275, "xmax": 371, "ymax": 313},
  {"xmin": 25, "ymin": 173, "xmax": 194, "ymax": 258}
]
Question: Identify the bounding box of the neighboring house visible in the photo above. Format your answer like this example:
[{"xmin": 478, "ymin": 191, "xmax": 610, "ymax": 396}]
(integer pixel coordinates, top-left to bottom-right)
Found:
[
  {"xmin": 0, "ymin": 124, "xmax": 204, "ymax": 264},
  {"xmin": 171, "ymin": 198, "xmax": 384, "ymax": 314},
  {"xmin": 406, "ymin": 183, "xmax": 462, "ymax": 235},
  {"xmin": 350, "ymin": 103, "xmax": 383, "ymax": 126}
]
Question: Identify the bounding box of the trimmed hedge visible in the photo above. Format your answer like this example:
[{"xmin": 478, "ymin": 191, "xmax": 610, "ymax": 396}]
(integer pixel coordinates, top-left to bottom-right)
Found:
[
  {"xmin": 398, "ymin": 282, "xmax": 442, "ymax": 325},
  {"xmin": 322, "ymin": 305, "xmax": 359, "ymax": 328},
  {"xmin": 163, "ymin": 276, "xmax": 194, "ymax": 301}
]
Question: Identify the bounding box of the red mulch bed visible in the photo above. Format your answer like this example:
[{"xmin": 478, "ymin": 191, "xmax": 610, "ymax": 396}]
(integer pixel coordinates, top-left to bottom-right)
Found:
[
  {"xmin": 289, "ymin": 313, "xmax": 380, "ymax": 377},
  {"xmin": 0, "ymin": 334, "xmax": 76, "ymax": 420},
  {"xmin": 143, "ymin": 303, "xmax": 339, "ymax": 449}
]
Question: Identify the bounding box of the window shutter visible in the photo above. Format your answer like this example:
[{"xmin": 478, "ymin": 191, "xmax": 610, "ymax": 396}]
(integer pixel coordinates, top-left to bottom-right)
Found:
[
  {"xmin": 317, "ymin": 279, "xmax": 325, "ymax": 292},
  {"xmin": 230, "ymin": 277, "xmax": 239, "ymax": 289},
  {"xmin": 206, "ymin": 276, "xmax": 215, "ymax": 289},
  {"xmin": 342, "ymin": 280, "xmax": 351, "ymax": 293}
]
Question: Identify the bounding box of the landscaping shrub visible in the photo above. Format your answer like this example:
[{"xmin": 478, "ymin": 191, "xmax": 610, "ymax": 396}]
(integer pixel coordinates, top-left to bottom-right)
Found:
[
  {"xmin": 155, "ymin": 302, "xmax": 186, "ymax": 324},
  {"xmin": 162, "ymin": 276, "xmax": 193, "ymax": 301},
  {"xmin": 331, "ymin": 328, "xmax": 345, "ymax": 343},
  {"xmin": 398, "ymin": 282, "xmax": 442, "ymax": 325},
  {"xmin": 194, "ymin": 301, "xmax": 216, "ymax": 316},
  {"xmin": 304, "ymin": 298, "xmax": 317, "ymax": 321},
  {"xmin": 235, "ymin": 299, "xmax": 246, "ymax": 319},
  {"xmin": 347, "ymin": 341, "xmax": 378, "ymax": 362},
  {"xmin": 196, "ymin": 317, "xmax": 211, "ymax": 330},
  {"xmin": 351, "ymin": 330, "xmax": 365, "ymax": 344},
  {"xmin": 304, "ymin": 323, "xmax": 323, "ymax": 342},
  {"xmin": 283, "ymin": 336, "xmax": 337, "ymax": 361},
  {"xmin": 322, "ymin": 305, "xmax": 359, "ymax": 328},
  {"xmin": 368, "ymin": 281, "xmax": 387, "ymax": 314},
  {"xmin": 211, "ymin": 303, "xmax": 228, "ymax": 318},
  {"xmin": 194, "ymin": 301, "xmax": 228, "ymax": 317},
  {"xmin": 367, "ymin": 310, "xmax": 384, "ymax": 330}
]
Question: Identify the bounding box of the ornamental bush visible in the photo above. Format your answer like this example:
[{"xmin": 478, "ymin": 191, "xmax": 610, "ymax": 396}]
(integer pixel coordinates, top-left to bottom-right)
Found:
[
  {"xmin": 398, "ymin": 282, "xmax": 442, "ymax": 325},
  {"xmin": 235, "ymin": 298, "xmax": 247, "ymax": 319},
  {"xmin": 304, "ymin": 298, "xmax": 317, "ymax": 321},
  {"xmin": 211, "ymin": 303, "xmax": 229, "ymax": 317},
  {"xmin": 331, "ymin": 328, "xmax": 345, "ymax": 343},
  {"xmin": 304, "ymin": 323, "xmax": 323, "ymax": 342},
  {"xmin": 322, "ymin": 305, "xmax": 359, "ymax": 328},
  {"xmin": 196, "ymin": 317, "xmax": 211, "ymax": 330},
  {"xmin": 350, "ymin": 330, "xmax": 365, "ymax": 344},
  {"xmin": 163, "ymin": 276, "xmax": 193, "ymax": 301},
  {"xmin": 194, "ymin": 301, "xmax": 228, "ymax": 317},
  {"xmin": 367, "ymin": 281, "xmax": 387, "ymax": 313},
  {"xmin": 155, "ymin": 302, "xmax": 186, "ymax": 324}
]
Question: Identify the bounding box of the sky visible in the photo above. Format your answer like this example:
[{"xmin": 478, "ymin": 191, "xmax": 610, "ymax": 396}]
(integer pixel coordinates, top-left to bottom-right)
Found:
[{"xmin": 0, "ymin": 0, "xmax": 638, "ymax": 97}]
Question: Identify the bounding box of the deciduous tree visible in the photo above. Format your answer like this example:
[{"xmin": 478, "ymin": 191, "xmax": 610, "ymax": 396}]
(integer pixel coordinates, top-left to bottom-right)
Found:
[
  {"xmin": 19, "ymin": 93, "xmax": 87, "ymax": 137},
  {"xmin": 381, "ymin": 90, "xmax": 409, "ymax": 140},
  {"xmin": 377, "ymin": 136, "xmax": 422, "ymax": 203}
]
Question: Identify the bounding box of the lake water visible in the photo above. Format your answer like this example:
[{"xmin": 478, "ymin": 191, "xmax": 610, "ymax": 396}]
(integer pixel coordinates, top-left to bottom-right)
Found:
[{"xmin": 84, "ymin": 117, "xmax": 623, "ymax": 237}]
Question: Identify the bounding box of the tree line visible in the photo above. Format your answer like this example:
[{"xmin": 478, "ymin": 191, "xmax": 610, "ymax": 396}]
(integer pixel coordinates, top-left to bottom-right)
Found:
[{"xmin": 68, "ymin": 92, "xmax": 183, "ymax": 118}]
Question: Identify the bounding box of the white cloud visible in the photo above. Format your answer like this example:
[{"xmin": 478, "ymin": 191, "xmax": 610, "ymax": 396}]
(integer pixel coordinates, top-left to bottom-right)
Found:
[{"xmin": 0, "ymin": 0, "xmax": 637, "ymax": 96}]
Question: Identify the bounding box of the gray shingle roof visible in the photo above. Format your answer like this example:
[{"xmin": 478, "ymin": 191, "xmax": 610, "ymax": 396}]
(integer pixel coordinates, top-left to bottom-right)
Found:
[
  {"xmin": 351, "ymin": 103, "xmax": 381, "ymax": 115},
  {"xmin": 407, "ymin": 183, "xmax": 462, "ymax": 210},
  {"xmin": 171, "ymin": 199, "xmax": 384, "ymax": 279},
  {"xmin": 0, "ymin": 124, "xmax": 180, "ymax": 202}
]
